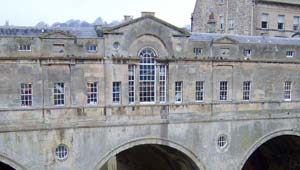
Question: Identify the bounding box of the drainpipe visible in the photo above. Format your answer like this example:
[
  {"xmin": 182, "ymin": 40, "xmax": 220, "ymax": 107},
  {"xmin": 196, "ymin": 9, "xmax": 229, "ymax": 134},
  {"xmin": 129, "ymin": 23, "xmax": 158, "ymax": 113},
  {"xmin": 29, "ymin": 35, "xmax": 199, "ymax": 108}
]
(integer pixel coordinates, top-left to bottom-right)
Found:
[
  {"xmin": 226, "ymin": 0, "xmax": 229, "ymax": 34},
  {"xmin": 251, "ymin": 0, "xmax": 255, "ymax": 36}
]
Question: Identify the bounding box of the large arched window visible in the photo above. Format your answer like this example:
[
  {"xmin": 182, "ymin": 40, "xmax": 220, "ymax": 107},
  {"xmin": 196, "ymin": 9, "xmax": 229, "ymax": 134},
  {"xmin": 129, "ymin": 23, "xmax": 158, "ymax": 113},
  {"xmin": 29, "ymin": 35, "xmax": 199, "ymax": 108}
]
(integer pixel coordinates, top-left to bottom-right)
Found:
[{"xmin": 139, "ymin": 48, "xmax": 156, "ymax": 103}]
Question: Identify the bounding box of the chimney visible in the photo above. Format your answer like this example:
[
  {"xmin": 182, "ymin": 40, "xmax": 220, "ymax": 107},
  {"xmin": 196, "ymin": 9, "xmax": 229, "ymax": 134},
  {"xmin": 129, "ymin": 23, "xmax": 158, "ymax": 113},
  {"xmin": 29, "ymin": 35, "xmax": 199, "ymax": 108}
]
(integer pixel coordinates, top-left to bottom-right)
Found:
[
  {"xmin": 141, "ymin": 12, "xmax": 155, "ymax": 17},
  {"xmin": 94, "ymin": 25, "xmax": 103, "ymax": 30},
  {"xmin": 5, "ymin": 20, "xmax": 9, "ymax": 27},
  {"xmin": 124, "ymin": 15, "xmax": 133, "ymax": 22}
]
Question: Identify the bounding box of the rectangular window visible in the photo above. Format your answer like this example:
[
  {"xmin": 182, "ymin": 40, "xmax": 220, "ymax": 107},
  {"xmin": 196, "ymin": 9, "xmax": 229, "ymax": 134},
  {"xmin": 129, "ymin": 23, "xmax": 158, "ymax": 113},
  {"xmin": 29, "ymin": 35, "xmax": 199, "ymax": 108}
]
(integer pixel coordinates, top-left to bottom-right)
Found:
[
  {"xmin": 193, "ymin": 48, "xmax": 202, "ymax": 56},
  {"xmin": 128, "ymin": 65, "xmax": 135, "ymax": 104},
  {"xmin": 244, "ymin": 49, "xmax": 252, "ymax": 57},
  {"xmin": 159, "ymin": 65, "xmax": 167, "ymax": 103},
  {"xmin": 261, "ymin": 13, "xmax": 268, "ymax": 29},
  {"xmin": 175, "ymin": 81, "xmax": 183, "ymax": 103},
  {"xmin": 228, "ymin": 19, "xmax": 235, "ymax": 30},
  {"xmin": 87, "ymin": 82, "xmax": 98, "ymax": 105},
  {"xmin": 113, "ymin": 82, "xmax": 121, "ymax": 104},
  {"xmin": 220, "ymin": 81, "xmax": 228, "ymax": 101},
  {"xmin": 219, "ymin": 0, "xmax": 224, "ymax": 4},
  {"xmin": 284, "ymin": 81, "xmax": 292, "ymax": 101},
  {"xmin": 87, "ymin": 44, "xmax": 97, "ymax": 53},
  {"xmin": 294, "ymin": 16, "xmax": 299, "ymax": 31},
  {"xmin": 196, "ymin": 81, "xmax": 204, "ymax": 102},
  {"xmin": 18, "ymin": 44, "xmax": 31, "ymax": 52},
  {"xmin": 243, "ymin": 81, "xmax": 251, "ymax": 101},
  {"xmin": 286, "ymin": 51, "xmax": 295, "ymax": 58},
  {"xmin": 220, "ymin": 16, "xmax": 225, "ymax": 30},
  {"xmin": 278, "ymin": 15, "xmax": 285, "ymax": 30},
  {"xmin": 54, "ymin": 83, "xmax": 65, "ymax": 106},
  {"xmin": 21, "ymin": 83, "xmax": 32, "ymax": 107}
]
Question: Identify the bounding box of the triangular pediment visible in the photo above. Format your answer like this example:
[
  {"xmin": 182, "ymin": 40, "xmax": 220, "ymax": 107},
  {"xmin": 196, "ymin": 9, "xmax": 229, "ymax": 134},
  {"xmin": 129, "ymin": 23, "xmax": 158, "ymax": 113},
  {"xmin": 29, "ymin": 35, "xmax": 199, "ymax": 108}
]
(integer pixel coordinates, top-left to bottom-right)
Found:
[
  {"xmin": 104, "ymin": 15, "xmax": 190, "ymax": 37},
  {"xmin": 214, "ymin": 36, "xmax": 238, "ymax": 44},
  {"xmin": 39, "ymin": 30, "xmax": 76, "ymax": 39}
]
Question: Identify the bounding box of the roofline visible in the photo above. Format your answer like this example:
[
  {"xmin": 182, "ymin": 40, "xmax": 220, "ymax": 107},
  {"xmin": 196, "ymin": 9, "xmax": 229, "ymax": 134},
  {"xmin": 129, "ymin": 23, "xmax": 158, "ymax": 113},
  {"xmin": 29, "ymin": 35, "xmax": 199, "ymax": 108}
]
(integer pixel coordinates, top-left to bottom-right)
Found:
[
  {"xmin": 259, "ymin": 0, "xmax": 300, "ymax": 6},
  {"xmin": 104, "ymin": 15, "xmax": 191, "ymax": 36}
]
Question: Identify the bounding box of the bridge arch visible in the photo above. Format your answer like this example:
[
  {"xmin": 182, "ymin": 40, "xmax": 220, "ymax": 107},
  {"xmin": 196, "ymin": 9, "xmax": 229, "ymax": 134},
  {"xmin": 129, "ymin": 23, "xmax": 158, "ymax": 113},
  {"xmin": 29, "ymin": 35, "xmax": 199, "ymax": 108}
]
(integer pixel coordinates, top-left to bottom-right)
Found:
[
  {"xmin": 91, "ymin": 137, "xmax": 205, "ymax": 170},
  {"xmin": 239, "ymin": 129, "xmax": 300, "ymax": 170},
  {"xmin": 0, "ymin": 154, "xmax": 26, "ymax": 170}
]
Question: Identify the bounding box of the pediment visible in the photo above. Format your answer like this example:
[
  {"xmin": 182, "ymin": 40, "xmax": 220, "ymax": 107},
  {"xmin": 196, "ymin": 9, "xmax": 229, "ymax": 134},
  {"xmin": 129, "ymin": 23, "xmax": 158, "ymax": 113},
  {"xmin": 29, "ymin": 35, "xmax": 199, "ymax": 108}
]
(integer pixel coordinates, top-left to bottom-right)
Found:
[
  {"xmin": 104, "ymin": 15, "xmax": 190, "ymax": 37},
  {"xmin": 39, "ymin": 31, "xmax": 76, "ymax": 39},
  {"xmin": 214, "ymin": 36, "xmax": 238, "ymax": 44}
]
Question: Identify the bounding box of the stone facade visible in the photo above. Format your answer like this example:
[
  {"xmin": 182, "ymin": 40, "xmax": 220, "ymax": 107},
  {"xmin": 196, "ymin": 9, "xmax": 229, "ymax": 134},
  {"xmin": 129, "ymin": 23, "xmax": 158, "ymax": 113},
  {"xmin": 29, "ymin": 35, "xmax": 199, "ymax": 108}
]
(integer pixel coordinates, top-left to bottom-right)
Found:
[
  {"xmin": 192, "ymin": 0, "xmax": 300, "ymax": 37},
  {"xmin": 0, "ymin": 12, "xmax": 300, "ymax": 170}
]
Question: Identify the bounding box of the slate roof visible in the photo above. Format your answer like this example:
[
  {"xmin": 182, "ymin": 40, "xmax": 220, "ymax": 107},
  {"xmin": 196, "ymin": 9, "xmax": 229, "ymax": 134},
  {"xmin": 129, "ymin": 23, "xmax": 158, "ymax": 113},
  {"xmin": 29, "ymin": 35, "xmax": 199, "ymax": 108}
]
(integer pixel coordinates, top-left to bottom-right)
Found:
[
  {"xmin": 190, "ymin": 33, "xmax": 300, "ymax": 45},
  {"xmin": 260, "ymin": 0, "xmax": 300, "ymax": 5},
  {"xmin": 0, "ymin": 26, "xmax": 99, "ymax": 38}
]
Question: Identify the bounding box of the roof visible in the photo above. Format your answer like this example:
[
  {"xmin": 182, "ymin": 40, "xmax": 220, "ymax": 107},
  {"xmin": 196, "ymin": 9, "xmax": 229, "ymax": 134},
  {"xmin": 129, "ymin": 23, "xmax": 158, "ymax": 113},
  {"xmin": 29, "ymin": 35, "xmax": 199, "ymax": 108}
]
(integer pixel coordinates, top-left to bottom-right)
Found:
[
  {"xmin": 0, "ymin": 26, "xmax": 99, "ymax": 38},
  {"xmin": 259, "ymin": 0, "xmax": 300, "ymax": 5},
  {"xmin": 190, "ymin": 33, "xmax": 300, "ymax": 45}
]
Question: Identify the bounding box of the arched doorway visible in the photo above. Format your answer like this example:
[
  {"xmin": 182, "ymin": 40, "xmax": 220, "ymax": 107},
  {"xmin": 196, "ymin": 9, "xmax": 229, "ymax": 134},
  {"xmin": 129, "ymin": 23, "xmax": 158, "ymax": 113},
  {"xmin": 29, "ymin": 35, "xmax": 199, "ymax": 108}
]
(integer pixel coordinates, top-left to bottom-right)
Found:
[
  {"xmin": 0, "ymin": 161, "xmax": 16, "ymax": 170},
  {"xmin": 100, "ymin": 144, "xmax": 200, "ymax": 170},
  {"xmin": 242, "ymin": 135, "xmax": 300, "ymax": 170}
]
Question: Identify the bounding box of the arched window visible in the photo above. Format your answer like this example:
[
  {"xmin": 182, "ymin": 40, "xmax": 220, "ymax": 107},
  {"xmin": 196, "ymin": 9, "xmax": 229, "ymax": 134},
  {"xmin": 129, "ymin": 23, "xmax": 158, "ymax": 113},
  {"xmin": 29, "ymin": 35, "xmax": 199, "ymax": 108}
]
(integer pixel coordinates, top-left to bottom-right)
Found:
[{"xmin": 139, "ymin": 48, "xmax": 156, "ymax": 103}]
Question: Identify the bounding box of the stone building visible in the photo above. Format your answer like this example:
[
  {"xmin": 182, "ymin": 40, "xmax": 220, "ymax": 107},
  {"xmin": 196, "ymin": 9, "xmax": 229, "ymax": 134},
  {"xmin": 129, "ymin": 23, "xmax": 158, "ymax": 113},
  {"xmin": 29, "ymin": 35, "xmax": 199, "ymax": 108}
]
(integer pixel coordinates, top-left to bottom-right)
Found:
[
  {"xmin": 0, "ymin": 12, "xmax": 300, "ymax": 170},
  {"xmin": 192, "ymin": 0, "xmax": 300, "ymax": 37}
]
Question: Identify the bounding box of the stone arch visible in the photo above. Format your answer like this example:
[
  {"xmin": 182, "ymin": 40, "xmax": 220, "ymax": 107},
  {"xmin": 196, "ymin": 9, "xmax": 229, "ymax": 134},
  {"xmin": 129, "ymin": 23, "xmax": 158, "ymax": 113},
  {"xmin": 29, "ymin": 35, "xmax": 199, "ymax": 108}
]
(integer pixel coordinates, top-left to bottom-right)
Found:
[
  {"xmin": 239, "ymin": 129, "xmax": 300, "ymax": 170},
  {"xmin": 136, "ymin": 34, "xmax": 168, "ymax": 49},
  {"xmin": 128, "ymin": 34, "xmax": 169, "ymax": 57},
  {"xmin": 91, "ymin": 137, "xmax": 205, "ymax": 170},
  {"xmin": 0, "ymin": 154, "xmax": 26, "ymax": 170}
]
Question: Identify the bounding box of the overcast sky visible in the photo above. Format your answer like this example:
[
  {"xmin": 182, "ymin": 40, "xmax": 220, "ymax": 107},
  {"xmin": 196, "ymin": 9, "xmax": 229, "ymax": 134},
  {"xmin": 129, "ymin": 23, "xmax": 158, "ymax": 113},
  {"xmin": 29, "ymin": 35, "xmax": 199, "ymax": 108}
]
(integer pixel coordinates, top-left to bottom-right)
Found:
[{"xmin": 0, "ymin": 0, "xmax": 196, "ymax": 27}]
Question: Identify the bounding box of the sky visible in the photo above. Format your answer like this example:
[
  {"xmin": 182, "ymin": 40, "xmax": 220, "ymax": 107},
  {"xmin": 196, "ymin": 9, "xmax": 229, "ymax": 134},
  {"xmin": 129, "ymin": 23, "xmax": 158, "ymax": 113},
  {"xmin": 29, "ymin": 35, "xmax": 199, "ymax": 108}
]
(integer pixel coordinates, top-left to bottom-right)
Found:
[{"xmin": 0, "ymin": 0, "xmax": 196, "ymax": 27}]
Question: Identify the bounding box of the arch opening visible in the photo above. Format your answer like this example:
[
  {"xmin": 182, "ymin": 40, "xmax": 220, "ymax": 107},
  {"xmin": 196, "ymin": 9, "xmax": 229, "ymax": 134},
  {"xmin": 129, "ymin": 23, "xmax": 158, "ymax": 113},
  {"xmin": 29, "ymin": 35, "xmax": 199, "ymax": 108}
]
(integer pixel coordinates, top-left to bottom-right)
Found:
[
  {"xmin": 242, "ymin": 135, "xmax": 300, "ymax": 170},
  {"xmin": 0, "ymin": 161, "xmax": 16, "ymax": 170},
  {"xmin": 100, "ymin": 144, "xmax": 200, "ymax": 170}
]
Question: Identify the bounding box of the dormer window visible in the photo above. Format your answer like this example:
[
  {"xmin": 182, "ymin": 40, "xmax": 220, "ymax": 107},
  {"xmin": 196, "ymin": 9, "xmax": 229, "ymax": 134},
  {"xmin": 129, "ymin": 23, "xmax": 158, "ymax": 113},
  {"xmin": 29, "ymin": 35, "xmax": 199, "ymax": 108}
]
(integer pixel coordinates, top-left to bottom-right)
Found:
[
  {"xmin": 244, "ymin": 49, "xmax": 252, "ymax": 57},
  {"xmin": 18, "ymin": 44, "xmax": 31, "ymax": 52},
  {"xmin": 87, "ymin": 44, "xmax": 97, "ymax": 53},
  {"xmin": 286, "ymin": 51, "xmax": 294, "ymax": 58},
  {"xmin": 193, "ymin": 48, "xmax": 202, "ymax": 56}
]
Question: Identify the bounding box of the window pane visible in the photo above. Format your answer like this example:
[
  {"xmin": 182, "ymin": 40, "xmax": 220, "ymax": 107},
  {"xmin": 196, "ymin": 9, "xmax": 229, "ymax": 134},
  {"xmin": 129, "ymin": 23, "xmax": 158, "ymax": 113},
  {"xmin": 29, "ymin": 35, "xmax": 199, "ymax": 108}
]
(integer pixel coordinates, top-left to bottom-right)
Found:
[{"xmin": 139, "ymin": 48, "xmax": 156, "ymax": 103}]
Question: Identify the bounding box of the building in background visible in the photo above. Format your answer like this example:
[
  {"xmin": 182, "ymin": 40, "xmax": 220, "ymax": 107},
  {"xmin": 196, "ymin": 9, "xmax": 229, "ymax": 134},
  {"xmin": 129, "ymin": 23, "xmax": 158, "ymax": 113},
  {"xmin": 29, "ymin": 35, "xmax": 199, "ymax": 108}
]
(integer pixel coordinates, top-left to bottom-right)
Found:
[{"xmin": 192, "ymin": 0, "xmax": 300, "ymax": 37}]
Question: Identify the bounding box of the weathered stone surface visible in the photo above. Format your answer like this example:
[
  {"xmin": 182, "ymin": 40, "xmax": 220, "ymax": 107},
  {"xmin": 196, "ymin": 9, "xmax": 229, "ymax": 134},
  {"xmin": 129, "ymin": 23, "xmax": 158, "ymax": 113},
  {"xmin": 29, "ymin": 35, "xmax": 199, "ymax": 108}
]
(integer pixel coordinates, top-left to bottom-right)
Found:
[{"xmin": 0, "ymin": 13, "xmax": 299, "ymax": 170}]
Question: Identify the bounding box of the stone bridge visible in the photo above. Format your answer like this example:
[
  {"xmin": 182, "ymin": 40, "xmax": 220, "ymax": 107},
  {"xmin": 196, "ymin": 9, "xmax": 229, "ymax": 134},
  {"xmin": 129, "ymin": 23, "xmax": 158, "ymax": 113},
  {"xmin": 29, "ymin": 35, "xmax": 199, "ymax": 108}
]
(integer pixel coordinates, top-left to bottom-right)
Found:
[{"xmin": 0, "ymin": 105, "xmax": 300, "ymax": 170}]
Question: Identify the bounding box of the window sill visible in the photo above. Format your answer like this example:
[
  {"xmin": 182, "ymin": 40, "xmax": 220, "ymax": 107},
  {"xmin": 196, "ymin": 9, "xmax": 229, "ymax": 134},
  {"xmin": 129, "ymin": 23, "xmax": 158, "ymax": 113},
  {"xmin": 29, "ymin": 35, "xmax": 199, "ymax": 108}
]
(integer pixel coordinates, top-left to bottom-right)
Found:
[
  {"xmin": 54, "ymin": 105, "xmax": 65, "ymax": 107},
  {"xmin": 87, "ymin": 51, "xmax": 97, "ymax": 53},
  {"xmin": 195, "ymin": 100, "xmax": 204, "ymax": 103},
  {"xmin": 18, "ymin": 50, "xmax": 32, "ymax": 52},
  {"xmin": 140, "ymin": 102, "xmax": 156, "ymax": 105}
]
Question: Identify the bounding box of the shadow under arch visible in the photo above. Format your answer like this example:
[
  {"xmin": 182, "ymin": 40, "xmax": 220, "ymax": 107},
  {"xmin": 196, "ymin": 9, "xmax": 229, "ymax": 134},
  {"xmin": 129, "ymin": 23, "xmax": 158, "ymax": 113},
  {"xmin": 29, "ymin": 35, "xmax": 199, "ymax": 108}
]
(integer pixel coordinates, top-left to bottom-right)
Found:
[
  {"xmin": 239, "ymin": 129, "xmax": 300, "ymax": 170},
  {"xmin": 0, "ymin": 154, "xmax": 27, "ymax": 170},
  {"xmin": 91, "ymin": 137, "xmax": 205, "ymax": 170}
]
